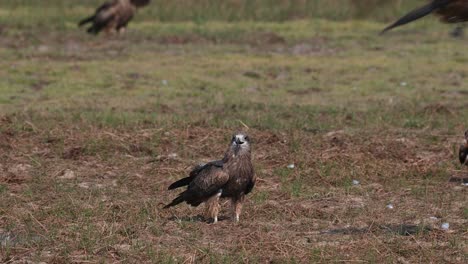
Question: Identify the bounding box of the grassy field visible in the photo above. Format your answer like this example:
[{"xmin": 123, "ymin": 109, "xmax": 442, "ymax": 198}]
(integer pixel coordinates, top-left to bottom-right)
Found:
[
  {"xmin": 0, "ymin": 1, "xmax": 467, "ymax": 263},
  {"xmin": 0, "ymin": 0, "xmax": 427, "ymax": 25}
]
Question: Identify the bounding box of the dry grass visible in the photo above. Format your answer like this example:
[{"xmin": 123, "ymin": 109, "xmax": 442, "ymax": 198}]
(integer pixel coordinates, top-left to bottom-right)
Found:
[
  {"xmin": 0, "ymin": 4, "xmax": 467, "ymax": 263},
  {"xmin": 1, "ymin": 117, "xmax": 467, "ymax": 263}
]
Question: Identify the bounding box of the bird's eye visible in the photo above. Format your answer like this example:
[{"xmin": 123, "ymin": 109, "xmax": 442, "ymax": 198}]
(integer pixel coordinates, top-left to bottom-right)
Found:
[{"xmin": 245, "ymin": 136, "xmax": 249, "ymax": 141}]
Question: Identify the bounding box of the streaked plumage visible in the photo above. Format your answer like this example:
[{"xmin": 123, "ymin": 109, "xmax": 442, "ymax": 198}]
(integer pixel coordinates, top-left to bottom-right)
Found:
[
  {"xmin": 459, "ymin": 130, "xmax": 468, "ymax": 165},
  {"xmin": 78, "ymin": 0, "xmax": 150, "ymax": 35},
  {"xmin": 164, "ymin": 133, "xmax": 255, "ymax": 223},
  {"xmin": 381, "ymin": 0, "xmax": 468, "ymax": 34}
]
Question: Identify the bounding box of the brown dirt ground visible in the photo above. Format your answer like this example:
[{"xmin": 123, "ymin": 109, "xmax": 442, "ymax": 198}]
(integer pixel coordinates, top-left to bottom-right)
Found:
[{"xmin": 0, "ymin": 114, "xmax": 467, "ymax": 263}]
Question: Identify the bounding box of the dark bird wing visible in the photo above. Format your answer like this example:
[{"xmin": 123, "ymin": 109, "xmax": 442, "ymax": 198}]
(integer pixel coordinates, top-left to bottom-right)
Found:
[
  {"xmin": 115, "ymin": 5, "xmax": 136, "ymax": 29},
  {"xmin": 78, "ymin": 0, "xmax": 123, "ymax": 34},
  {"xmin": 164, "ymin": 162, "xmax": 229, "ymax": 208},
  {"xmin": 167, "ymin": 160, "xmax": 223, "ymax": 190},
  {"xmin": 131, "ymin": 0, "xmax": 151, "ymax": 8},
  {"xmin": 78, "ymin": 0, "xmax": 116, "ymax": 27},
  {"xmin": 245, "ymin": 172, "xmax": 256, "ymax": 195},
  {"xmin": 436, "ymin": 0, "xmax": 468, "ymax": 23},
  {"xmin": 459, "ymin": 144, "xmax": 468, "ymax": 165},
  {"xmin": 381, "ymin": 0, "xmax": 452, "ymax": 34}
]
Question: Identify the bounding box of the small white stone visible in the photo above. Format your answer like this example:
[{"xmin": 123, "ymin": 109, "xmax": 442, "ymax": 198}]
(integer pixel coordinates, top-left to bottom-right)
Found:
[
  {"xmin": 429, "ymin": 216, "xmax": 438, "ymax": 220},
  {"xmin": 37, "ymin": 45, "xmax": 49, "ymax": 53},
  {"xmin": 462, "ymin": 182, "xmax": 468, "ymax": 186},
  {"xmin": 386, "ymin": 204, "xmax": 394, "ymax": 209},
  {"xmin": 168, "ymin": 153, "xmax": 178, "ymax": 158},
  {"xmin": 162, "ymin": 80, "xmax": 168, "ymax": 85},
  {"xmin": 115, "ymin": 244, "xmax": 131, "ymax": 251},
  {"xmin": 59, "ymin": 169, "xmax": 76, "ymax": 179},
  {"xmin": 78, "ymin": 182, "xmax": 90, "ymax": 189},
  {"xmin": 287, "ymin": 164, "xmax": 295, "ymax": 169},
  {"xmin": 352, "ymin": 180, "xmax": 360, "ymax": 185},
  {"xmin": 400, "ymin": 82, "xmax": 407, "ymax": 86},
  {"xmin": 441, "ymin": 223, "xmax": 449, "ymax": 230}
]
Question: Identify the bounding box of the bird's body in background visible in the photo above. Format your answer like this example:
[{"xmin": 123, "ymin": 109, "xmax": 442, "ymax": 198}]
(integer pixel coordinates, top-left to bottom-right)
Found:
[
  {"xmin": 381, "ymin": 0, "xmax": 468, "ymax": 34},
  {"xmin": 164, "ymin": 133, "xmax": 255, "ymax": 223},
  {"xmin": 459, "ymin": 130, "xmax": 468, "ymax": 166},
  {"xmin": 78, "ymin": 0, "xmax": 150, "ymax": 35}
]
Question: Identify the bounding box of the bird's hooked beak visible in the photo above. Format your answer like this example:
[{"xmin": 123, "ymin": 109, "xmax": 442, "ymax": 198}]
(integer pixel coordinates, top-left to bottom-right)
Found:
[{"xmin": 232, "ymin": 135, "xmax": 246, "ymax": 154}]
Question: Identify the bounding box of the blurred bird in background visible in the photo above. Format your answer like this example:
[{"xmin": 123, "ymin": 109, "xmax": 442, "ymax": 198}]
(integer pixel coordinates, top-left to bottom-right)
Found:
[{"xmin": 78, "ymin": 0, "xmax": 150, "ymax": 35}]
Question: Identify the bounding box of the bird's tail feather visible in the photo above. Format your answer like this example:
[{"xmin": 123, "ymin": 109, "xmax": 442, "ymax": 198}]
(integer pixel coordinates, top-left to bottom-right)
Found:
[
  {"xmin": 163, "ymin": 193, "xmax": 186, "ymax": 209},
  {"xmin": 168, "ymin": 176, "xmax": 193, "ymax": 190},
  {"xmin": 380, "ymin": 1, "xmax": 448, "ymax": 34},
  {"xmin": 78, "ymin": 16, "xmax": 95, "ymax": 27}
]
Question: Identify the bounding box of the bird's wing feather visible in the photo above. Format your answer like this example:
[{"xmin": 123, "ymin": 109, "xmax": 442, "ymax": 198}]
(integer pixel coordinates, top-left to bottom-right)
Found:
[
  {"xmin": 167, "ymin": 160, "xmax": 223, "ymax": 190},
  {"xmin": 116, "ymin": 7, "xmax": 135, "ymax": 28},
  {"xmin": 80, "ymin": 0, "xmax": 121, "ymax": 34},
  {"xmin": 78, "ymin": 0, "xmax": 117, "ymax": 26},
  {"xmin": 188, "ymin": 165, "xmax": 229, "ymax": 199},
  {"xmin": 459, "ymin": 145, "xmax": 467, "ymax": 165},
  {"xmin": 94, "ymin": 2, "xmax": 120, "ymax": 24},
  {"xmin": 164, "ymin": 165, "xmax": 229, "ymax": 208},
  {"xmin": 381, "ymin": 0, "xmax": 451, "ymax": 34},
  {"xmin": 190, "ymin": 160, "xmax": 223, "ymax": 177},
  {"xmin": 437, "ymin": 0, "xmax": 468, "ymax": 23},
  {"xmin": 95, "ymin": 0, "xmax": 120, "ymax": 14},
  {"xmin": 245, "ymin": 173, "xmax": 256, "ymax": 195}
]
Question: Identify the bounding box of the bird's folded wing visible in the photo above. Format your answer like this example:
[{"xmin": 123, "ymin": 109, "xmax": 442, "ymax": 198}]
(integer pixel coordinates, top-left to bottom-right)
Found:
[
  {"xmin": 189, "ymin": 160, "xmax": 223, "ymax": 177},
  {"xmin": 168, "ymin": 160, "xmax": 224, "ymax": 190},
  {"xmin": 245, "ymin": 173, "xmax": 256, "ymax": 195},
  {"xmin": 188, "ymin": 166, "xmax": 230, "ymax": 199},
  {"xmin": 459, "ymin": 145, "xmax": 467, "ymax": 164},
  {"xmin": 95, "ymin": 0, "xmax": 119, "ymax": 14}
]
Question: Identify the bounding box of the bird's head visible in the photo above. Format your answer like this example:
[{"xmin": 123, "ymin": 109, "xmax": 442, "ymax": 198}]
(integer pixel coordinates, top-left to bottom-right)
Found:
[
  {"xmin": 230, "ymin": 132, "xmax": 251, "ymax": 155},
  {"xmin": 464, "ymin": 130, "xmax": 468, "ymax": 145}
]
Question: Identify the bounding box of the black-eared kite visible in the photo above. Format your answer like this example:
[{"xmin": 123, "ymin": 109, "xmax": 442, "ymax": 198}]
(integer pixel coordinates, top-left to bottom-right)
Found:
[
  {"xmin": 78, "ymin": 0, "xmax": 150, "ymax": 35},
  {"xmin": 164, "ymin": 132, "xmax": 255, "ymax": 223}
]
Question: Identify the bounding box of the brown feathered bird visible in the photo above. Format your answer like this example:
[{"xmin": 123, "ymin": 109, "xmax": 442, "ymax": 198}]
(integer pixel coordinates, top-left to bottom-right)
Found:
[
  {"xmin": 459, "ymin": 130, "xmax": 468, "ymax": 166},
  {"xmin": 164, "ymin": 133, "xmax": 255, "ymax": 223},
  {"xmin": 78, "ymin": 0, "xmax": 150, "ymax": 35},
  {"xmin": 381, "ymin": 0, "xmax": 468, "ymax": 34}
]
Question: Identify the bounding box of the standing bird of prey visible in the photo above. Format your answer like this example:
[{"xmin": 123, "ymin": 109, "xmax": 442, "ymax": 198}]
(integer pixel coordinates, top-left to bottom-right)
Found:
[
  {"xmin": 459, "ymin": 130, "xmax": 468, "ymax": 166},
  {"xmin": 381, "ymin": 0, "xmax": 468, "ymax": 34},
  {"xmin": 78, "ymin": 0, "xmax": 150, "ymax": 35},
  {"xmin": 164, "ymin": 133, "xmax": 255, "ymax": 223}
]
